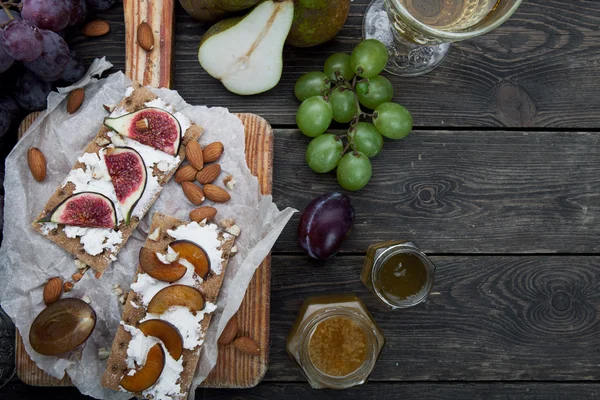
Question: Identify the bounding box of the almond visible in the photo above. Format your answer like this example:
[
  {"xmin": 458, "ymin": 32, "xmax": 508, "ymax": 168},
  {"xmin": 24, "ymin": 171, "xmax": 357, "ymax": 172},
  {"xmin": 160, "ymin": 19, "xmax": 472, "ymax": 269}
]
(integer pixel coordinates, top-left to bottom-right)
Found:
[
  {"xmin": 189, "ymin": 206, "xmax": 217, "ymax": 222},
  {"xmin": 72, "ymin": 271, "xmax": 84, "ymax": 282},
  {"xmin": 218, "ymin": 315, "xmax": 238, "ymax": 345},
  {"xmin": 137, "ymin": 22, "xmax": 155, "ymax": 51},
  {"xmin": 202, "ymin": 142, "xmax": 224, "ymax": 163},
  {"xmin": 204, "ymin": 184, "xmax": 230, "ymax": 203},
  {"xmin": 182, "ymin": 182, "xmax": 205, "ymax": 205},
  {"xmin": 67, "ymin": 88, "xmax": 85, "ymax": 114},
  {"xmin": 233, "ymin": 336, "xmax": 260, "ymax": 356},
  {"xmin": 175, "ymin": 164, "xmax": 197, "ymax": 183},
  {"xmin": 185, "ymin": 141, "xmax": 204, "ymax": 170},
  {"xmin": 135, "ymin": 118, "xmax": 149, "ymax": 130},
  {"xmin": 43, "ymin": 277, "xmax": 63, "ymax": 305},
  {"xmin": 63, "ymin": 281, "xmax": 74, "ymax": 293},
  {"xmin": 28, "ymin": 147, "xmax": 46, "ymax": 182},
  {"xmin": 82, "ymin": 19, "xmax": 110, "ymax": 37},
  {"xmin": 196, "ymin": 164, "xmax": 221, "ymax": 184}
]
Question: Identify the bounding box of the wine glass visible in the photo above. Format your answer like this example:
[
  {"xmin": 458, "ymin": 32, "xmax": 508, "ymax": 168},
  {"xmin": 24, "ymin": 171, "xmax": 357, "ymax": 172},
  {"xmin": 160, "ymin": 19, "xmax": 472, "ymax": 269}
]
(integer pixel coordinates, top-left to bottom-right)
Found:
[{"xmin": 363, "ymin": 0, "xmax": 523, "ymax": 76}]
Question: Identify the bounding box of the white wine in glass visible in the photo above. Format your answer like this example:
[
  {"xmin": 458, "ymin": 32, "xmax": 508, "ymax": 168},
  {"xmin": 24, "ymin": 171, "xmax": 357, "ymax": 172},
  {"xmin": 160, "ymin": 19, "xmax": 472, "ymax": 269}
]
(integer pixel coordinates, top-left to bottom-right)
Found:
[{"xmin": 363, "ymin": 0, "xmax": 522, "ymax": 76}]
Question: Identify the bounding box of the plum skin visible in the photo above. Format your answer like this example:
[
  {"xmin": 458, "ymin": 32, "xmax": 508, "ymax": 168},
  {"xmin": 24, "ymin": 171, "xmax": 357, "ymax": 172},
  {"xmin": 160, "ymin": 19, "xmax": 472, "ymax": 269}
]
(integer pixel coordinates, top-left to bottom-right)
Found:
[{"xmin": 298, "ymin": 192, "xmax": 355, "ymax": 260}]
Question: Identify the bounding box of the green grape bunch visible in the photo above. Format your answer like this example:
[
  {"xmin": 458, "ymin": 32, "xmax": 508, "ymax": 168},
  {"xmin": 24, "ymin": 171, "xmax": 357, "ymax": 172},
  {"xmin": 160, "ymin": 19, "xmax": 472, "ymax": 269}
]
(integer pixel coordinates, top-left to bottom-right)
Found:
[{"xmin": 294, "ymin": 39, "xmax": 413, "ymax": 191}]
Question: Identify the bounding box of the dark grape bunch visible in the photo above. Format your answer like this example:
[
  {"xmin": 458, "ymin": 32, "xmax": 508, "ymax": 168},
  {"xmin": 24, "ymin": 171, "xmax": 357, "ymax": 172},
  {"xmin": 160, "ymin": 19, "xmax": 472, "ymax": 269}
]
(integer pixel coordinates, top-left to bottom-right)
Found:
[
  {"xmin": 0, "ymin": 0, "xmax": 117, "ymax": 139},
  {"xmin": 295, "ymin": 39, "xmax": 413, "ymax": 191}
]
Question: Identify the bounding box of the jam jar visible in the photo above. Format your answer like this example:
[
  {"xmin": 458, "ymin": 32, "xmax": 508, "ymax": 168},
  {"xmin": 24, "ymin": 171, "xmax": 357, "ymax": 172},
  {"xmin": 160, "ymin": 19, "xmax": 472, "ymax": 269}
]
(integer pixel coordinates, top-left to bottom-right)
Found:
[
  {"xmin": 361, "ymin": 241, "xmax": 435, "ymax": 309},
  {"xmin": 286, "ymin": 294, "xmax": 385, "ymax": 389}
]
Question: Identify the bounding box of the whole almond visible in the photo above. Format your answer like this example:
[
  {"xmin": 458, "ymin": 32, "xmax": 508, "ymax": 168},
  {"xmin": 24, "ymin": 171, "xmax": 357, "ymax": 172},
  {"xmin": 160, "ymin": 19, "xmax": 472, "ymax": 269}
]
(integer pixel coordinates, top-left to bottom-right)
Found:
[
  {"xmin": 28, "ymin": 147, "xmax": 46, "ymax": 182},
  {"xmin": 67, "ymin": 88, "xmax": 85, "ymax": 114},
  {"xmin": 218, "ymin": 315, "xmax": 238, "ymax": 345},
  {"xmin": 233, "ymin": 336, "xmax": 260, "ymax": 356},
  {"xmin": 204, "ymin": 184, "xmax": 230, "ymax": 203},
  {"xmin": 175, "ymin": 164, "xmax": 198, "ymax": 183},
  {"xmin": 43, "ymin": 277, "xmax": 63, "ymax": 305},
  {"xmin": 196, "ymin": 164, "xmax": 221, "ymax": 184},
  {"xmin": 82, "ymin": 20, "xmax": 110, "ymax": 37},
  {"xmin": 186, "ymin": 141, "xmax": 204, "ymax": 170},
  {"xmin": 202, "ymin": 142, "xmax": 224, "ymax": 163},
  {"xmin": 63, "ymin": 281, "xmax": 74, "ymax": 293},
  {"xmin": 137, "ymin": 22, "xmax": 155, "ymax": 51},
  {"xmin": 182, "ymin": 182, "xmax": 205, "ymax": 205},
  {"xmin": 72, "ymin": 271, "xmax": 84, "ymax": 282},
  {"xmin": 189, "ymin": 206, "xmax": 217, "ymax": 222}
]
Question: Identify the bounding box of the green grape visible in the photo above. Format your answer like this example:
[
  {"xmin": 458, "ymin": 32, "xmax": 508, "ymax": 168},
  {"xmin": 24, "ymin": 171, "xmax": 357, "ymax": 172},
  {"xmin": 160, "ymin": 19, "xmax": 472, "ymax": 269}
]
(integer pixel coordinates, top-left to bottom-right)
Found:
[
  {"xmin": 294, "ymin": 71, "xmax": 331, "ymax": 102},
  {"xmin": 297, "ymin": 96, "xmax": 333, "ymax": 137},
  {"xmin": 324, "ymin": 52, "xmax": 354, "ymax": 82},
  {"xmin": 351, "ymin": 39, "xmax": 389, "ymax": 79},
  {"xmin": 329, "ymin": 85, "xmax": 358, "ymax": 124},
  {"xmin": 349, "ymin": 122, "xmax": 383, "ymax": 157},
  {"xmin": 373, "ymin": 102, "xmax": 412, "ymax": 139},
  {"xmin": 306, "ymin": 133, "xmax": 344, "ymax": 173},
  {"xmin": 356, "ymin": 75, "xmax": 394, "ymax": 110},
  {"xmin": 337, "ymin": 151, "xmax": 372, "ymax": 191}
]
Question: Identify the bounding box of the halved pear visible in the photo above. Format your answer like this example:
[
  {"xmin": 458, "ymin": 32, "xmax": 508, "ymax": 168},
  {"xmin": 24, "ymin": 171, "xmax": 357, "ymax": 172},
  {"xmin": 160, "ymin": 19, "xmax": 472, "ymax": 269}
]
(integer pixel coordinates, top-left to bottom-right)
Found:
[{"xmin": 198, "ymin": 0, "xmax": 295, "ymax": 95}]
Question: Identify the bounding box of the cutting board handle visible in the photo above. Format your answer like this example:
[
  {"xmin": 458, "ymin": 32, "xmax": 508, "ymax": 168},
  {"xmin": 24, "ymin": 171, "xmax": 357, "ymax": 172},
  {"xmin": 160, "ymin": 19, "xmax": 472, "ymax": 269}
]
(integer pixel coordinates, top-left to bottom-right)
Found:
[{"xmin": 123, "ymin": 0, "xmax": 175, "ymax": 88}]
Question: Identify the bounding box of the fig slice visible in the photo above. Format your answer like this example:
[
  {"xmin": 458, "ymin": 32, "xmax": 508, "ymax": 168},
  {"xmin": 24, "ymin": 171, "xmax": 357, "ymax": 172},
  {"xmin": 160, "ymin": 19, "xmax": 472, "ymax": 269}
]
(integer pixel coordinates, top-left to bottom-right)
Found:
[
  {"xmin": 104, "ymin": 108, "xmax": 182, "ymax": 156},
  {"xmin": 39, "ymin": 192, "xmax": 117, "ymax": 229},
  {"xmin": 170, "ymin": 240, "xmax": 210, "ymax": 279},
  {"xmin": 119, "ymin": 343, "xmax": 165, "ymax": 393},
  {"xmin": 104, "ymin": 147, "xmax": 147, "ymax": 224},
  {"xmin": 139, "ymin": 247, "xmax": 187, "ymax": 283},
  {"xmin": 29, "ymin": 298, "xmax": 96, "ymax": 356},
  {"xmin": 147, "ymin": 285, "xmax": 205, "ymax": 314},
  {"xmin": 138, "ymin": 319, "xmax": 184, "ymax": 361}
]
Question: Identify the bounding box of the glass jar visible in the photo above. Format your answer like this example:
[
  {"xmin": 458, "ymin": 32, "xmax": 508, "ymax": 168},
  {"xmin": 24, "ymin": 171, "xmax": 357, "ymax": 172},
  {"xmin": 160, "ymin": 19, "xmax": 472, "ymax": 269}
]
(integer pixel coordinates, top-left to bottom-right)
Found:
[
  {"xmin": 286, "ymin": 294, "xmax": 385, "ymax": 389},
  {"xmin": 361, "ymin": 241, "xmax": 435, "ymax": 309}
]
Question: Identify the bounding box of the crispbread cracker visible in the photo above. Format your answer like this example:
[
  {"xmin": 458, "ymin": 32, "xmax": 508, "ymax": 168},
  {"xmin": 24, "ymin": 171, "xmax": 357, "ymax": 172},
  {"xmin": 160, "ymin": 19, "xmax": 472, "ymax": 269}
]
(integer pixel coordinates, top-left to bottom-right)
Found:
[
  {"xmin": 101, "ymin": 212, "xmax": 235, "ymax": 399},
  {"xmin": 32, "ymin": 83, "xmax": 203, "ymax": 274}
]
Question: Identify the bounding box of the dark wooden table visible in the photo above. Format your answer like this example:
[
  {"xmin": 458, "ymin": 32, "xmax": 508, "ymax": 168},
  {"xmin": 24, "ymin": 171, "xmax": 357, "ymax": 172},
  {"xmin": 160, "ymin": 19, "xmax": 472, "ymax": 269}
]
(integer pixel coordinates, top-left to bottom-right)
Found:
[{"xmin": 4, "ymin": 0, "xmax": 600, "ymax": 398}]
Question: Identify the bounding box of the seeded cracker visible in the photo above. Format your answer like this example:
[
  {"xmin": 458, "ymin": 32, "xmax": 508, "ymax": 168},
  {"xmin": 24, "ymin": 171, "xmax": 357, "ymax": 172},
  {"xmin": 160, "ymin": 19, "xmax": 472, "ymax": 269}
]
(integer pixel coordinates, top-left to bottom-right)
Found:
[{"xmin": 31, "ymin": 83, "xmax": 204, "ymax": 274}]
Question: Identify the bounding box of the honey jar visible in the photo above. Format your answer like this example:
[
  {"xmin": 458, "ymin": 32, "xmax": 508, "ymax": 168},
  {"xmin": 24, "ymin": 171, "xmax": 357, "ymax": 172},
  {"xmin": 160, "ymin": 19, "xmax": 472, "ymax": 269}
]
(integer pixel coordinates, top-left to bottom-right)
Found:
[
  {"xmin": 286, "ymin": 294, "xmax": 385, "ymax": 389},
  {"xmin": 361, "ymin": 241, "xmax": 435, "ymax": 308}
]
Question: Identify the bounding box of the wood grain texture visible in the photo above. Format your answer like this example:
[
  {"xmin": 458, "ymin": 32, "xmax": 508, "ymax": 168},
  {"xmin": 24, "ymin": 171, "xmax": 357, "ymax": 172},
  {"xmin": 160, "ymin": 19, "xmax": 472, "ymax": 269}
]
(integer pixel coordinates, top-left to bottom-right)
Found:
[
  {"xmin": 265, "ymin": 255, "xmax": 600, "ymax": 382},
  {"xmin": 15, "ymin": 113, "xmax": 273, "ymax": 389},
  {"xmin": 123, "ymin": 0, "xmax": 174, "ymax": 87},
  {"xmin": 271, "ymin": 129, "xmax": 600, "ymax": 254}
]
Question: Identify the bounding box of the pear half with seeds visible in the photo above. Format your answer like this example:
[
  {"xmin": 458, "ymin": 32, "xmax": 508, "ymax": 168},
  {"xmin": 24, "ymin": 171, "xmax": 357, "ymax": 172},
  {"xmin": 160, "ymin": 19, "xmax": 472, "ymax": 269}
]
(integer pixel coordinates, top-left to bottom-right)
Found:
[{"xmin": 198, "ymin": 0, "xmax": 294, "ymax": 95}]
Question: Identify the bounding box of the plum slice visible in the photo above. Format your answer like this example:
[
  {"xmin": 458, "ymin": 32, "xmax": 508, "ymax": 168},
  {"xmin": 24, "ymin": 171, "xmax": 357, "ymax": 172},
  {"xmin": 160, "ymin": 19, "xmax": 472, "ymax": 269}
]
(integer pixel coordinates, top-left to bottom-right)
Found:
[
  {"xmin": 29, "ymin": 298, "xmax": 96, "ymax": 356},
  {"xmin": 119, "ymin": 343, "xmax": 165, "ymax": 393},
  {"xmin": 138, "ymin": 319, "xmax": 184, "ymax": 361},
  {"xmin": 147, "ymin": 285, "xmax": 205, "ymax": 314},
  {"xmin": 170, "ymin": 240, "xmax": 210, "ymax": 279},
  {"xmin": 139, "ymin": 246, "xmax": 187, "ymax": 283},
  {"xmin": 104, "ymin": 108, "xmax": 182, "ymax": 156},
  {"xmin": 39, "ymin": 192, "xmax": 117, "ymax": 229},
  {"xmin": 104, "ymin": 147, "xmax": 147, "ymax": 224}
]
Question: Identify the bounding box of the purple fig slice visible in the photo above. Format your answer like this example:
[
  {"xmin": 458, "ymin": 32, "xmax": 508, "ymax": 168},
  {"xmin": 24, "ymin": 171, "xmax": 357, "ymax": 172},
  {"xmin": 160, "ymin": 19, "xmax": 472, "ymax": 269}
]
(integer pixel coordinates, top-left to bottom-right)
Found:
[
  {"xmin": 104, "ymin": 147, "xmax": 147, "ymax": 224},
  {"xmin": 103, "ymin": 107, "xmax": 182, "ymax": 156},
  {"xmin": 39, "ymin": 192, "xmax": 117, "ymax": 229}
]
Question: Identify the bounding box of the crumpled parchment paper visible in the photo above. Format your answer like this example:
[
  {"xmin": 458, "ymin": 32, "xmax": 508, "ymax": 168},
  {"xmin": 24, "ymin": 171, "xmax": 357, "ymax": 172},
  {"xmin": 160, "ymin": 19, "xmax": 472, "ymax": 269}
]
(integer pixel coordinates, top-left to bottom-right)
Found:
[{"xmin": 0, "ymin": 58, "xmax": 296, "ymax": 399}]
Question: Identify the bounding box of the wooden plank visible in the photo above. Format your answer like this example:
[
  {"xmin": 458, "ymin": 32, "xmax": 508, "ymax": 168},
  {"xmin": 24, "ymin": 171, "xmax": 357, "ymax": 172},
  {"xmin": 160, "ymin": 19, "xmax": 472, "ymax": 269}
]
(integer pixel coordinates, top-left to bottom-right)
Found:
[
  {"xmin": 5, "ymin": 382, "xmax": 600, "ymax": 400},
  {"xmin": 15, "ymin": 114, "xmax": 273, "ymax": 389},
  {"xmin": 264, "ymin": 255, "xmax": 600, "ymax": 381},
  {"xmin": 270, "ymin": 129, "xmax": 600, "ymax": 254},
  {"xmin": 75, "ymin": 1, "xmax": 600, "ymax": 128}
]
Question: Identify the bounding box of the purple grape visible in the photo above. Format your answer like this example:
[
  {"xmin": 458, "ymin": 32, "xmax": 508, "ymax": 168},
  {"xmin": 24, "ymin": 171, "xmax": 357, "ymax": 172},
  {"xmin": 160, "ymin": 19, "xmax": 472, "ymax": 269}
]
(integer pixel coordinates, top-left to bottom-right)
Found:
[
  {"xmin": 21, "ymin": 0, "xmax": 70, "ymax": 32},
  {"xmin": 1, "ymin": 20, "xmax": 44, "ymax": 62},
  {"xmin": 0, "ymin": 43, "xmax": 14, "ymax": 72},
  {"xmin": 0, "ymin": 107, "xmax": 10, "ymax": 138},
  {"xmin": 15, "ymin": 70, "xmax": 52, "ymax": 111},
  {"xmin": 86, "ymin": 0, "xmax": 117, "ymax": 11},
  {"xmin": 298, "ymin": 192, "xmax": 355, "ymax": 260},
  {"xmin": 67, "ymin": 0, "xmax": 87, "ymax": 27},
  {"xmin": 24, "ymin": 29, "xmax": 70, "ymax": 80},
  {"xmin": 0, "ymin": 9, "xmax": 22, "ymax": 26},
  {"xmin": 60, "ymin": 51, "xmax": 86, "ymax": 84}
]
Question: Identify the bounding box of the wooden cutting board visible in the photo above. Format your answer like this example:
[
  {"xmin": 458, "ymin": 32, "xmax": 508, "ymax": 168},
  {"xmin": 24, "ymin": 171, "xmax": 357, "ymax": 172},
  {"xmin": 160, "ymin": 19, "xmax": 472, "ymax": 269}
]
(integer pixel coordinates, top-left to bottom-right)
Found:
[{"xmin": 15, "ymin": 0, "xmax": 272, "ymax": 389}]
